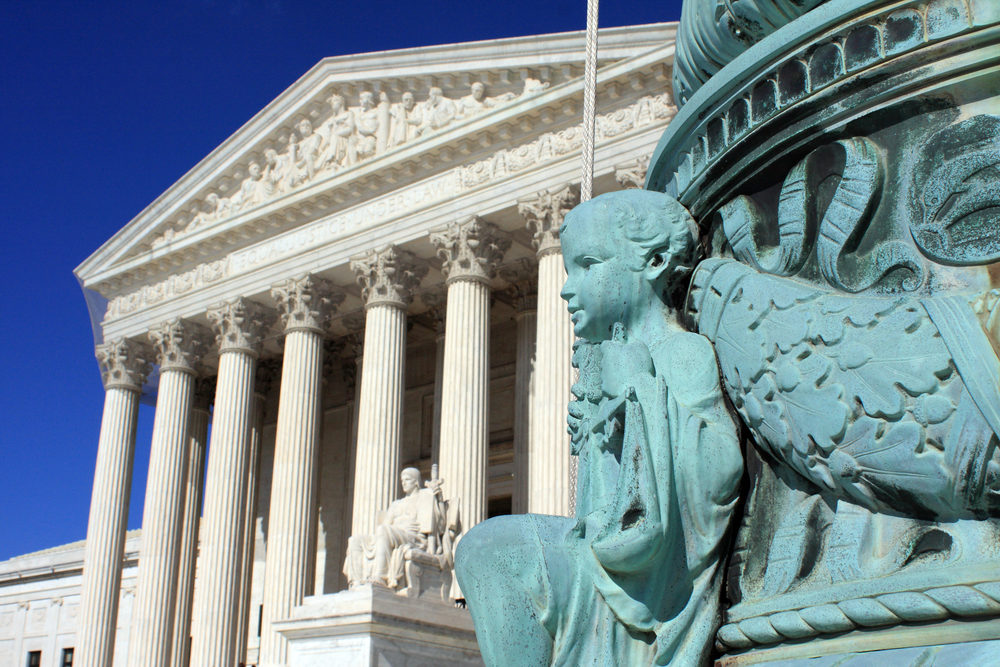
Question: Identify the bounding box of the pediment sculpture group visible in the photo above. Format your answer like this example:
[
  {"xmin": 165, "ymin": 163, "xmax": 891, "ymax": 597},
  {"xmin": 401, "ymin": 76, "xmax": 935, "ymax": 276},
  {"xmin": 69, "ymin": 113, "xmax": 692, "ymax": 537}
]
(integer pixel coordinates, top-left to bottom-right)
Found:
[{"xmin": 157, "ymin": 79, "xmax": 549, "ymax": 247}]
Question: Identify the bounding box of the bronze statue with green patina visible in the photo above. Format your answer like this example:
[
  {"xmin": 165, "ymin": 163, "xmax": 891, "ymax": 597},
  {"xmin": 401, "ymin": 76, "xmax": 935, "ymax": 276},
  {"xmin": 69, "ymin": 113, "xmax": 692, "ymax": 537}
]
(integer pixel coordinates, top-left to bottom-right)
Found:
[{"xmin": 455, "ymin": 190, "xmax": 743, "ymax": 665}]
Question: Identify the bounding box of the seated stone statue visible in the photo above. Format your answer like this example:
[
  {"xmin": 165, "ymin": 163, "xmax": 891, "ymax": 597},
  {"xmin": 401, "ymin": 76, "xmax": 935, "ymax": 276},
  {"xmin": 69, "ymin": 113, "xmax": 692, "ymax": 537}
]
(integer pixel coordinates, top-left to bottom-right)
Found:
[
  {"xmin": 344, "ymin": 466, "xmax": 459, "ymax": 598},
  {"xmin": 455, "ymin": 190, "xmax": 743, "ymax": 665}
]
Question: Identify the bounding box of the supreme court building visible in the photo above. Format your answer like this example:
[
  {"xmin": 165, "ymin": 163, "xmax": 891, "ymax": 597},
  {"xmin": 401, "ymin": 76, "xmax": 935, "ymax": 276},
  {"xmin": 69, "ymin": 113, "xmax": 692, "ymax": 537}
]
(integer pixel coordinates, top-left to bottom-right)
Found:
[{"xmin": 0, "ymin": 24, "xmax": 678, "ymax": 666}]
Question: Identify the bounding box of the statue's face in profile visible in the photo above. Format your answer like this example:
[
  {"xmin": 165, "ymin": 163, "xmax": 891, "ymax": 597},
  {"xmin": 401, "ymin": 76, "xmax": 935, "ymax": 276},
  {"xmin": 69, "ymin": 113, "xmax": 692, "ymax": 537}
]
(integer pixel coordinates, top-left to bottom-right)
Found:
[{"xmin": 561, "ymin": 204, "xmax": 643, "ymax": 342}]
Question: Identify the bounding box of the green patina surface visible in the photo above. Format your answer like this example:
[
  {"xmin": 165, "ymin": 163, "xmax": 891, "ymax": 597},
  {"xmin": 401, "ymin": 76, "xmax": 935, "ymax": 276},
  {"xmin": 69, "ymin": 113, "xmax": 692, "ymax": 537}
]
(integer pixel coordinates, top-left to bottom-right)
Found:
[{"xmin": 459, "ymin": 1, "xmax": 1000, "ymax": 664}]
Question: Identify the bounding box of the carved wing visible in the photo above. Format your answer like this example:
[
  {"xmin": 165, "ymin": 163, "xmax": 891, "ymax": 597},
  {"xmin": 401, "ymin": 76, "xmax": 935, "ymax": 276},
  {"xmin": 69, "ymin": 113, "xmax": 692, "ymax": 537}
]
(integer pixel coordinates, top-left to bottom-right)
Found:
[{"xmin": 689, "ymin": 257, "xmax": 1000, "ymax": 520}]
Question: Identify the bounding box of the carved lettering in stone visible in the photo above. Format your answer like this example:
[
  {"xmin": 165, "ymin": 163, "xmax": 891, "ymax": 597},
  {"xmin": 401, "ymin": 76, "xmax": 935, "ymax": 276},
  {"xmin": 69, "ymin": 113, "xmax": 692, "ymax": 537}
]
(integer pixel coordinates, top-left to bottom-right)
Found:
[
  {"xmin": 430, "ymin": 217, "xmax": 511, "ymax": 284},
  {"xmin": 96, "ymin": 338, "xmax": 152, "ymax": 391},
  {"xmin": 519, "ymin": 184, "xmax": 580, "ymax": 257},
  {"xmin": 351, "ymin": 246, "xmax": 428, "ymax": 309},
  {"xmin": 109, "ymin": 93, "xmax": 675, "ymax": 323},
  {"xmin": 271, "ymin": 275, "xmax": 343, "ymax": 334},
  {"xmin": 206, "ymin": 298, "xmax": 273, "ymax": 355},
  {"xmin": 147, "ymin": 318, "xmax": 210, "ymax": 373}
]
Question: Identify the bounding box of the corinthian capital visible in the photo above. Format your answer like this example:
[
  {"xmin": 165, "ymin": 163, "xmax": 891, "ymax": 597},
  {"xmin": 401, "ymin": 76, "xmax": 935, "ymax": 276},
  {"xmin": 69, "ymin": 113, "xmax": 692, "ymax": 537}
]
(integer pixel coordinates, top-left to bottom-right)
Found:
[
  {"xmin": 147, "ymin": 318, "xmax": 210, "ymax": 373},
  {"xmin": 96, "ymin": 338, "xmax": 152, "ymax": 391},
  {"xmin": 206, "ymin": 298, "xmax": 273, "ymax": 356},
  {"xmin": 271, "ymin": 275, "xmax": 345, "ymax": 334},
  {"xmin": 518, "ymin": 184, "xmax": 580, "ymax": 257},
  {"xmin": 350, "ymin": 246, "xmax": 428, "ymax": 309},
  {"xmin": 430, "ymin": 217, "xmax": 511, "ymax": 284}
]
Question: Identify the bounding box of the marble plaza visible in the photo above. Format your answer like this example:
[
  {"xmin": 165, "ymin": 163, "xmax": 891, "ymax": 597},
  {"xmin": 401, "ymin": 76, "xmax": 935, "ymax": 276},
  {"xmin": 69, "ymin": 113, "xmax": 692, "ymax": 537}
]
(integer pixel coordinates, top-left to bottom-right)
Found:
[{"xmin": 0, "ymin": 24, "xmax": 679, "ymax": 667}]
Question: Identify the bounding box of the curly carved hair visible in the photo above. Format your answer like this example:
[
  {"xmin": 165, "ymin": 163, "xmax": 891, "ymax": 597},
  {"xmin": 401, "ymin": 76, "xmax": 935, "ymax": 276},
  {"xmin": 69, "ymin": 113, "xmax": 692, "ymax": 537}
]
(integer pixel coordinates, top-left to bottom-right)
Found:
[{"xmin": 562, "ymin": 189, "xmax": 700, "ymax": 305}]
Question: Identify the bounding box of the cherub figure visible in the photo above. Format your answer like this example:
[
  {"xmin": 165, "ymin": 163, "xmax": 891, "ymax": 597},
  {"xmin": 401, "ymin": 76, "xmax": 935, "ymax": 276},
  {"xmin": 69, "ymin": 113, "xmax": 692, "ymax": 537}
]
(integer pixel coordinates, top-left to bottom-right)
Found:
[{"xmin": 456, "ymin": 190, "xmax": 743, "ymax": 665}]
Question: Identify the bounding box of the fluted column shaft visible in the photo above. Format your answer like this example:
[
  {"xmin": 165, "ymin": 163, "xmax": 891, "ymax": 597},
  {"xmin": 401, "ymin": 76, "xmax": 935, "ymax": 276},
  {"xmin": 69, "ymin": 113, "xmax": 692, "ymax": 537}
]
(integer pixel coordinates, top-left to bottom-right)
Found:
[
  {"xmin": 78, "ymin": 339, "xmax": 149, "ymax": 667},
  {"xmin": 530, "ymin": 251, "xmax": 575, "ymax": 516},
  {"xmin": 349, "ymin": 247, "xmax": 425, "ymax": 538},
  {"xmin": 431, "ymin": 328, "xmax": 446, "ymax": 465},
  {"xmin": 191, "ymin": 299, "xmax": 269, "ymax": 667},
  {"xmin": 130, "ymin": 320, "xmax": 206, "ymax": 667},
  {"xmin": 128, "ymin": 371, "xmax": 194, "ymax": 667},
  {"xmin": 78, "ymin": 387, "xmax": 142, "ymax": 667},
  {"xmin": 235, "ymin": 369, "xmax": 268, "ymax": 666},
  {"xmin": 512, "ymin": 307, "xmax": 537, "ymax": 515},
  {"xmin": 432, "ymin": 218, "xmax": 509, "ymax": 530},
  {"xmin": 438, "ymin": 278, "xmax": 491, "ymax": 528},
  {"xmin": 170, "ymin": 395, "xmax": 210, "ymax": 667},
  {"xmin": 351, "ymin": 303, "xmax": 407, "ymax": 536},
  {"xmin": 519, "ymin": 185, "xmax": 579, "ymax": 517}
]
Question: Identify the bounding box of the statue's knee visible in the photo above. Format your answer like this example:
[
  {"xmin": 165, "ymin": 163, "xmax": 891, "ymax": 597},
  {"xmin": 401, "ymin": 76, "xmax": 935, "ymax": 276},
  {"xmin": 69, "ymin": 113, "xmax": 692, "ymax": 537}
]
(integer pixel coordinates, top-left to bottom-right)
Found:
[{"xmin": 456, "ymin": 515, "xmax": 525, "ymax": 578}]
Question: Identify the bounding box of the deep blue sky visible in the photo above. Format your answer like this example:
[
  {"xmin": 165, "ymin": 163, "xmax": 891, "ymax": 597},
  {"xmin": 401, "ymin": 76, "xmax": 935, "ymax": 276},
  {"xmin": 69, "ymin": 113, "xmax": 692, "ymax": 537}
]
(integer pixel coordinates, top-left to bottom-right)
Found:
[{"xmin": 0, "ymin": 1, "xmax": 683, "ymax": 561}]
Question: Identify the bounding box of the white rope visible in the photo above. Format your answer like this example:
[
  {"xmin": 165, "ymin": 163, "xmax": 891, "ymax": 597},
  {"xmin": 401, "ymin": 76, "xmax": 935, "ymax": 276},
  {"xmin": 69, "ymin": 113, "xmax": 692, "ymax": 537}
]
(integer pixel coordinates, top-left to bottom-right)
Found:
[
  {"xmin": 570, "ymin": 0, "xmax": 600, "ymax": 517},
  {"xmin": 580, "ymin": 0, "xmax": 600, "ymax": 202}
]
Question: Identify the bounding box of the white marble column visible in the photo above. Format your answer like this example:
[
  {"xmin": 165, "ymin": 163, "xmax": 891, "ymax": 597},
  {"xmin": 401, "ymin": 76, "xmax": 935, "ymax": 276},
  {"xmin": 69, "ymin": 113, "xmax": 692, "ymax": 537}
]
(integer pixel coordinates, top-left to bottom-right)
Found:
[
  {"xmin": 259, "ymin": 276, "xmax": 341, "ymax": 667},
  {"xmin": 519, "ymin": 184, "xmax": 579, "ymax": 516},
  {"xmin": 170, "ymin": 378, "xmax": 212, "ymax": 667},
  {"xmin": 190, "ymin": 299, "xmax": 271, "ymax": 667},
  {"xmin": 349, "ymin": 247, "xmax": 426, "ymax": 537},
  {"xmin": 422, "ymin": 289, "xmax": 447, "ymax": 465},
  {"xmin": 129, "ymin": 320, "xmax": 208, "ymax": 667},
  {"xmin": 78, "ymin": 338, "xmax": 151, "ymax": 667},
  {"xmin": 431, "ymin": 218, "xmax": 510, "ymax": 529},
  {"xmin": 500, "ymin": 268, "xmax": 537, "ymax": 516},
  {"xmin": 235, "ymin": 360, "xmax": 275, "ymax": 666}
]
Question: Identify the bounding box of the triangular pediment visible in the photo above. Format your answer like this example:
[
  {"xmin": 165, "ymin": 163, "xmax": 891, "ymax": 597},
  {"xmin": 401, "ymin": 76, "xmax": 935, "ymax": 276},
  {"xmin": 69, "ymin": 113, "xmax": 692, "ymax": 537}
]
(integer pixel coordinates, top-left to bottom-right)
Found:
[{"xmin": 76, "ymin": 24, "xmax": 676, "ymax": 302}]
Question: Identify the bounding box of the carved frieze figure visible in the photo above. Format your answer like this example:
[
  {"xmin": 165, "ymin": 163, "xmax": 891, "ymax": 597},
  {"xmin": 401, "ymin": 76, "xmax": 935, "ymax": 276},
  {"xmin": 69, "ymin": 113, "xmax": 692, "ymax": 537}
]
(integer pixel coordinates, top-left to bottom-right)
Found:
[
  {"xmin": 457, "ymin": 81, "xmax": 516, "ymax": 118},
  {"xmin": 353, "ymin": 91, "xmax": 383, "ymax": 161},
  {"xmin": 418, "ymin": 86, "xmax": 457, "ymax": 136},
  {"xmin": 389, "ymin": 91, "xmax": 421, "ymax": 148},
  {"xmin": 319, "ymin": 93, "xmax": 355, "ymax": 169},
  {"xmin": 262, "ymin": 148, "xmax": 288, "ymax": 196},
  {"xmin": 344, "ymin": 466, "xmax": 460, "ymax": 597},
  {"xmin": 456, "ymin": 190, "xmax": 743, "ymax": 665},
  {"xmin": 290, "ymin": 119, "xmax": 323, "ymax": 186}
]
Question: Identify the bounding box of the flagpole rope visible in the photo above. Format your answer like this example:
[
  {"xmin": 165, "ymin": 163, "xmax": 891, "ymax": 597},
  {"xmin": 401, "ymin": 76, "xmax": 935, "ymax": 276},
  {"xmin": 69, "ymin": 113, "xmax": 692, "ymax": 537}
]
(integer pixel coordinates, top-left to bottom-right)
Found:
[{"xmin": 581, "ymin": 0, "xmax": 599, "ymax": 203}]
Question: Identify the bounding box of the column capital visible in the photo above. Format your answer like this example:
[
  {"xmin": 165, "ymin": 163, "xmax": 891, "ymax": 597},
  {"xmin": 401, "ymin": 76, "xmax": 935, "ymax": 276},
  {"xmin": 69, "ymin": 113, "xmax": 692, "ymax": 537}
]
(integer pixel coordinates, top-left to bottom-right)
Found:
[
  {"xmin": 206, "ymin": 298, "xmax": 273, "ymax": 356},
  {"xmin": 430, "ymin": 217, "xmax": 511, "ymax": 285},
  {"xmin": 271, "ymin": 275, "xmax": 344, "ymax": 335},
  {"xmin": 350, "ymin": 246, "xmax": 427, "ymax": 309},
  {"xmin": 147, "ymin": 318, "xmax": 211, "ymax": 374},
  {"xmin": 499, "ymin": 259, "xmax": 538, "ymax": 314},
  {"xmin": 517, "ymin": 184, "xmax": 580, "ymax": 258},
  {"xmin": 615, "ymin": 157, "xmax": 649, "ymax": 190},
  {"xmin": 96, "ymin": 338, "xmax": 152, "ymax": 391}
]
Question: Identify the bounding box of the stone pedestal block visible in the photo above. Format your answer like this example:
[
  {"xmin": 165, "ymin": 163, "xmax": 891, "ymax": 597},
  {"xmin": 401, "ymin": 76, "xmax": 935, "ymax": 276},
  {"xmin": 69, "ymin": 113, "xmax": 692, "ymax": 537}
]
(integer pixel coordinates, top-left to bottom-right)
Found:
[{"xmin": 274, "ymin": 586, "xmax": 482, "ymax": 667}]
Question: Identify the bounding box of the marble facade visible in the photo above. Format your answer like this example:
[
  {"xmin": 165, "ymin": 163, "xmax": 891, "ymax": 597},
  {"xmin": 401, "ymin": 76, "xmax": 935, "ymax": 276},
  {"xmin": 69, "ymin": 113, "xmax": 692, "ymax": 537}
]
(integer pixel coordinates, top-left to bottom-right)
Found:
[{"xmin": 1, "ymin": 24, "xmax": 680, "ymax": 667}]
